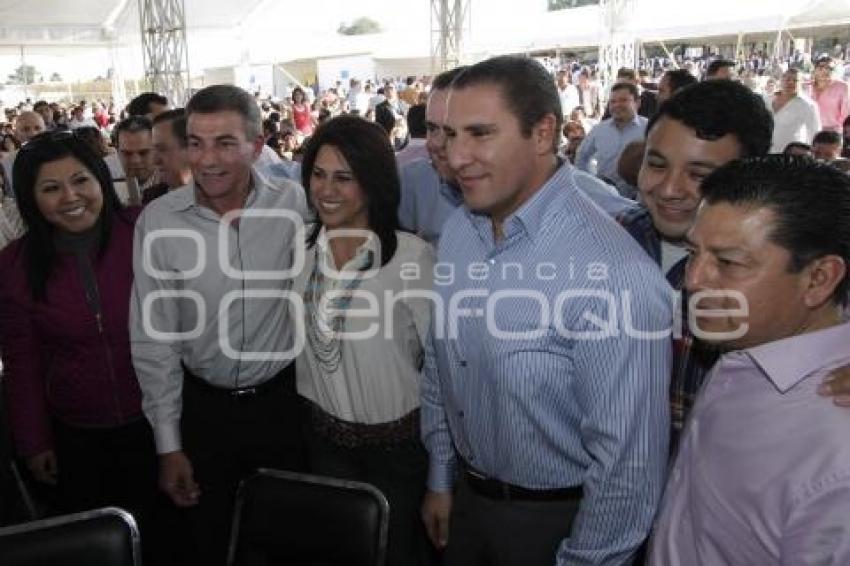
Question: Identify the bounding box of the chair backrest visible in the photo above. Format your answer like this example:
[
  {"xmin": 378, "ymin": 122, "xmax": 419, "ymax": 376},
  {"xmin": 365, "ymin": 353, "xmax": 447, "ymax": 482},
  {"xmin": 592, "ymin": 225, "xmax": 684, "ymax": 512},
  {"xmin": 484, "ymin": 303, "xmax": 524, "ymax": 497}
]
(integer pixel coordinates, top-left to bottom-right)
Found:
[
  {"xmin": 0, "ymin": 506, "xmax": 140, "ymax": 566},
  {"xmin": 228, "ymin": 469, "xmax": 389, "ymax": 566}
]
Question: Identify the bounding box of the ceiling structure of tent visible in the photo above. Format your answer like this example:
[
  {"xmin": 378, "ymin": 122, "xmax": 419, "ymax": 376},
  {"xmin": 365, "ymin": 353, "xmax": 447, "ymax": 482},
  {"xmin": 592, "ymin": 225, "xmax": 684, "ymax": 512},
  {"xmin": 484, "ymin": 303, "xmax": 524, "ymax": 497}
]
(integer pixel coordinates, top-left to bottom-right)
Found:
[
  {"xmin": 0, "ymin": 0, "xmax": 274, "ymax": 47},
  {"xmin": 0, "ymin": 0, "xmax": 848, "ymax": 101},
  {"xmin": 0, "ymin": 0, "xmax": 848, "ymax": 50}
]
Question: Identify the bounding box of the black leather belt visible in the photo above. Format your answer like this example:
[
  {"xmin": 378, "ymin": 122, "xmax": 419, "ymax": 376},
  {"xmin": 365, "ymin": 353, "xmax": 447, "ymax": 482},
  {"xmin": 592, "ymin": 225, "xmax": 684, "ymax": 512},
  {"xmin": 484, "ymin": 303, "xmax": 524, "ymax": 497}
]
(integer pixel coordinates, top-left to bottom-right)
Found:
[
  {"xmin": 463, "ymin": 465, "xmax": 583, "ymax": 502},
  {"xmin": 183, "ymin": 366, "xmax": 288, "ymax": 399}
]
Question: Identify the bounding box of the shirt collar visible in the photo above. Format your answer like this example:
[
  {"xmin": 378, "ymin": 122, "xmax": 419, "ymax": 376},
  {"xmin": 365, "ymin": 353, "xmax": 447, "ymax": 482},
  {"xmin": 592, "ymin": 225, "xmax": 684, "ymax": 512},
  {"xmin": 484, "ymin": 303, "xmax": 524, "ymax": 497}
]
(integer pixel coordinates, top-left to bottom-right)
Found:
[
  {"xmin": 465, "ymin": 158, "xmax": 574, "ymax": 245},
  {"xmin": 439, "ymin": 178, "xmax": 464, "ymax": 207},
  {"xmin": 169, "ymin": 167, "xmax": 264, "ymax": 214},
  {"xmin": 744, "ymin": 321, "xmax": 850, "ymax": 393},
  {"xmin": 609, "ymin": 113, "xmax": 642, "ymax": 129},
  {"xmin": 315, "ymin": 226, "xmax": 378, "ymax": 271}
]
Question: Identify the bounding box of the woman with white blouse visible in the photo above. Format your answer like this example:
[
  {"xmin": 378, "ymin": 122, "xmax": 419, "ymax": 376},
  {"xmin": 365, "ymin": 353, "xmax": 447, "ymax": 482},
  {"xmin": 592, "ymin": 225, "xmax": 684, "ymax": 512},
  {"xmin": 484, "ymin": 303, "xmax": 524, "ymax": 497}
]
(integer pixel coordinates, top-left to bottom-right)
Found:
[{"xmin": 293, "ymin": 115, "xmax": 435, "ymax": 565}]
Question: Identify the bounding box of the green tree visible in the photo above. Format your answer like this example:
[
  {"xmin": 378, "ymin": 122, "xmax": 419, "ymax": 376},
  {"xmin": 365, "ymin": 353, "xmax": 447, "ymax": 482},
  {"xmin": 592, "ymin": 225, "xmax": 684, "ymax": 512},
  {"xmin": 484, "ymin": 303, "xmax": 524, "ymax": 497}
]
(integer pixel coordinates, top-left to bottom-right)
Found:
[
  {"xmin": 7, "ymin": 64, "xmax": 39, "ymax": 84},
  {"xmin": 548, "ymin": 0, "xmax": 599, "ymax": 10},
  {"xmin": 337, "ymin": 17, "xmax": 382, "ymax": 36}
]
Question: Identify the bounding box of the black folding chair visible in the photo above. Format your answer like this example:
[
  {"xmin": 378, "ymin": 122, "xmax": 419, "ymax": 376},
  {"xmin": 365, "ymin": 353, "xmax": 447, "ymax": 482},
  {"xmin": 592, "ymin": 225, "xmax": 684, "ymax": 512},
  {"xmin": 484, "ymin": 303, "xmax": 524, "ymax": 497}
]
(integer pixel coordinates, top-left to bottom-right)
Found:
[
  {"xmin": 0, "ymin": 506, "xmax": 140, "ymax": 566},
  {"xmin": 228, "ymin": 469, "xmax": 389, "ymax": 566}
]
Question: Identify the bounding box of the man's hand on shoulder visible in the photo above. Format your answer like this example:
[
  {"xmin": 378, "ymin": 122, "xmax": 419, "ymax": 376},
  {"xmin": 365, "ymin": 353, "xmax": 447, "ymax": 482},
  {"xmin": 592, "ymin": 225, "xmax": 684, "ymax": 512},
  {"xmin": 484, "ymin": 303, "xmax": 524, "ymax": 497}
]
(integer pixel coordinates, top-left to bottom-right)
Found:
[{"xmin": 818, "ymin": 364, "xmax": 850, "ymax": 406}]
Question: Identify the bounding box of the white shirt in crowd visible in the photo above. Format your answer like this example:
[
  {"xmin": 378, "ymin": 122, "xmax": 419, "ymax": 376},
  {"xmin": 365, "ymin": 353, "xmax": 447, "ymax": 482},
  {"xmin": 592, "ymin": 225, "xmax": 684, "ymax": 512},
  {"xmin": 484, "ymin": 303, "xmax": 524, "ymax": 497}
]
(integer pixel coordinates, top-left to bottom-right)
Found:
[
  {"xmin": 294, "ymin": 229, "xmax": 435, "ymax": 424},
  {"xmin": 769, "ymin": 94, "xmax": 822, "ymax": 153},
  {"xmin": 558, "ymin": 84, "xmax": 581, "ymax": 117}
]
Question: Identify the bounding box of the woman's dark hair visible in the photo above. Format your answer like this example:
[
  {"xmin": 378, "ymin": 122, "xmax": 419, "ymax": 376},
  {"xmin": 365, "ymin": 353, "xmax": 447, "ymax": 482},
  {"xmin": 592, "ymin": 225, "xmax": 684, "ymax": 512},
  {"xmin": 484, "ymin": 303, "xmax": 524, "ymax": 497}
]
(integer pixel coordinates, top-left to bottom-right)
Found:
[
  {"xmin": 300, "ymin": 115, "xmax": 399, "ymax": 266},
  {"xmin": 72, "ymin": 126, "xmax": 108, "ymax": 157},
  {"xmin": 662, "ymin": 68, "xmax": 698, "ymax": 94},
  {"xmin": 13, "ymin": 131, "xmax": 128, "ymax": 301},
  {"xmin": 373, "ymin": 101, "xmax": 397, "ymax": 135},
  {"xmin": 262, "ymin": 118, "xmax": 278, "ymax": 137}
]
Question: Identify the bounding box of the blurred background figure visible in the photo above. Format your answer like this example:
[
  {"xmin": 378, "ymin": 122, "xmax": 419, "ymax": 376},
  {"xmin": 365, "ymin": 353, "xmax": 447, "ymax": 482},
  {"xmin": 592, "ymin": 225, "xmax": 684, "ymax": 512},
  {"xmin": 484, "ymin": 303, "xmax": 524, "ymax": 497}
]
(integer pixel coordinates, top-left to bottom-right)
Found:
[{"xmin": 812, "ymin": 129, "xmax": 843, "ymax": 161}]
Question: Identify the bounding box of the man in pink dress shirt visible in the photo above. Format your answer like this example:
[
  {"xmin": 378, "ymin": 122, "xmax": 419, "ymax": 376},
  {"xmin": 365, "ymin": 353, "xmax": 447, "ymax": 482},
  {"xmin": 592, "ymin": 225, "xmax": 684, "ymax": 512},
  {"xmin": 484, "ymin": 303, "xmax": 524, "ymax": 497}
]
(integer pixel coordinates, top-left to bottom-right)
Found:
[
  {"xmin": 808, "ymin": 56, "xmax": 850, "ymax": 133},
  {"xmin": 649, "ymin": 155, "xmax": 850, "ymax": 565}
]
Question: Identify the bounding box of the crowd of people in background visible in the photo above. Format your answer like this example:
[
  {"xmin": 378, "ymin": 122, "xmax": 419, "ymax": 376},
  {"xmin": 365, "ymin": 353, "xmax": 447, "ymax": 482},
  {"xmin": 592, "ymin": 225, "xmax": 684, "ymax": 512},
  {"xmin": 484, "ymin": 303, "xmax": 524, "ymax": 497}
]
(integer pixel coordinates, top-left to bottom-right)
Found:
[
  {"xmin": 0, "ymin": 44, "xmax": 848, "ymax": 191},
  {"xmin": 2, "ymin": 40, "xmax": 850, "ymax": 566}
]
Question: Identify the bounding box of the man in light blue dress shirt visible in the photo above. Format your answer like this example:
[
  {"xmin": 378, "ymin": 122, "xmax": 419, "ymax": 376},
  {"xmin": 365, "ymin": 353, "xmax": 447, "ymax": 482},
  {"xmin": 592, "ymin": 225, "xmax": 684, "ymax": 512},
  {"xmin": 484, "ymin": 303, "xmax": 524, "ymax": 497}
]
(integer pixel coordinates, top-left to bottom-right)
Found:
[
  {"xmin": 400, "ymin": 69, "xmax": 632, "ymax": 246},
  {"xmin": 398, "ymin": 67, "xmax": 467, "ymax": 245},
  {"xmin": 420, "ymin": 55, "xmax": 672, "ymax": 566},
  {"xmin": 575, "ymin": 82, "xmax": 648, "ymax": 196}
]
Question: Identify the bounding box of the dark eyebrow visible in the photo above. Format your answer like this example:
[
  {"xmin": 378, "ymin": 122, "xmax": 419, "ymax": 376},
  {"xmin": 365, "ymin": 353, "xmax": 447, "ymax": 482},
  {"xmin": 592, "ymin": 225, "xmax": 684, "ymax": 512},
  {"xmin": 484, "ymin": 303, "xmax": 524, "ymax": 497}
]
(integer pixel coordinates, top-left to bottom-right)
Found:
[
  {"xmin": 187, "ymin": 133, "xmax": 240, "ymax": 142},
  {"xmin": 646, "ymin": 148, "xmax": 721, "ymax": 169},
  {"xmin": 707, "ymin": 245, "xmax": 748, "ymax": 256},
  {"xmin": 686, "ymin": 160, "xmax": 721, "ymax": 170},
  {"xmin": 312, "ymin": 164, "xmax": 353, "ymax": 175},
  {"xmin": 464, "ymin": 123, "xmax": 496, "ymax": 135}
]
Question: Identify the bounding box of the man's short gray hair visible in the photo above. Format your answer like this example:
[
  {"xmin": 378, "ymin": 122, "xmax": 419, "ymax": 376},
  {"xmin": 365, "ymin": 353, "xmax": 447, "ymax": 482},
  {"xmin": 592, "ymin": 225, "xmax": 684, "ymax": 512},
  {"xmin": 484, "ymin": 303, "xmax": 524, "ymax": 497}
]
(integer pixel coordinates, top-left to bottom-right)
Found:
[{"xmin": 186, "ymin": 84, "xmax": 261, "ymax": 139}]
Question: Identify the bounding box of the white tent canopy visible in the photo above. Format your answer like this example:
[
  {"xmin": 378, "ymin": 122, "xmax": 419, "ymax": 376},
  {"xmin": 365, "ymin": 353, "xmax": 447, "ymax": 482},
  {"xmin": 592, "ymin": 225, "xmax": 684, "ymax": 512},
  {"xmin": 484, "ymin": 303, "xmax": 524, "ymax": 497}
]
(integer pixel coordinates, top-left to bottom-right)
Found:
[
  {"xmin": 788, "ymin": 0, "xmax": 850, "ymax": 27},
  {"xmin": 0, "ymin": 0, "xmax": 847, "ymax": 85},
  {"xmin": 0, "ymin": 0, "xmax": 274, "ymax": 46},
  {"xmin": 0, "ymin": 0, "xmax": 433, "ymax": 83},
  {"xmin": 626, "ymin": 0, "xmax": 850, "ymax": 42}
]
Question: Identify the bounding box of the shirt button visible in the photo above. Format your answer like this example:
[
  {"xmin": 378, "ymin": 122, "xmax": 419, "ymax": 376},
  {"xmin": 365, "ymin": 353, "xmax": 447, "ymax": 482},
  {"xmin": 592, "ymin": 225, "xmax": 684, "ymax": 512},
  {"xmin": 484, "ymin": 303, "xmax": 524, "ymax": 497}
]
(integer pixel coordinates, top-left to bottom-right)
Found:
[
  {"xmin": 468, "ymin": 454, "xmax": 475, "ymax": 461},
  {"xmin": 459, "ymin": 361, "xmax": 467, "ymax": 367},
  {"xmin": 458, "ymin": 411, "xmax": 465, "ymax": 418}
]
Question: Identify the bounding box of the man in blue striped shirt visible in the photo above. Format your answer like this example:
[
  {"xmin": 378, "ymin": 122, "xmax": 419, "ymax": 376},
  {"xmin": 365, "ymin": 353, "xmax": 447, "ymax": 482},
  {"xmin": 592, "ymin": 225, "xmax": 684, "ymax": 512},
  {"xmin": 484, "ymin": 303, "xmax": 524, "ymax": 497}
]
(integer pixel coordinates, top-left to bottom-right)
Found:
[
  {"xmin": 420, "ymin": 55, "xmax": 673, "ymax": 565},
  {"xmin": 575, "ymin": 82, "xmax": 647, "ymax": 196},
  {"xmin": 399, "ymin": 67, "xmax": 633, "ymax": 246},
  {"xmin": 398, "ymin": 67, "xmax": 467, "ymax": 245}
]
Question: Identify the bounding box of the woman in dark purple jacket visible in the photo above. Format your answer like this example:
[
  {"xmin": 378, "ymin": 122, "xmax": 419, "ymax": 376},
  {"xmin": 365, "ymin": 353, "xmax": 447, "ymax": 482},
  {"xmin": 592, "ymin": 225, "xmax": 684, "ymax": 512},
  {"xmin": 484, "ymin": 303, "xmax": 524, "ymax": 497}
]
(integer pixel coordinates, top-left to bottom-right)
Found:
[{"xmin": 0, "ymin": 131, "xmax": 157, "ymax": 527}]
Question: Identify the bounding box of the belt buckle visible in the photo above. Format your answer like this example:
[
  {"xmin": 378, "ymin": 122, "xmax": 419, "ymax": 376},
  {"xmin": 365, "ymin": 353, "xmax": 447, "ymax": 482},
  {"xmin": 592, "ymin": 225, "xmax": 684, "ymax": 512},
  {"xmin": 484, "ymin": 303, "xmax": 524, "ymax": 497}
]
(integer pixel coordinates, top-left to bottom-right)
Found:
[
  {"xmin": 231, "ymin": 387, "xmax": 257, "ymax": 398},
  {"xmin": 466, "ymin": 467, "xmax": 486, "ymax": 481}
]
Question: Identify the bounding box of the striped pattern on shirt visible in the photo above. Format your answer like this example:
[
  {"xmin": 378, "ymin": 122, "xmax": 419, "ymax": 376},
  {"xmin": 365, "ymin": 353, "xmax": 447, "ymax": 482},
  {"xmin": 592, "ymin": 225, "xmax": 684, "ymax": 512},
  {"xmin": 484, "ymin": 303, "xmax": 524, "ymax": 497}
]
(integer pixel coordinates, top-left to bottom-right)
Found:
[{"xmin": 421, "ymin": 163, "xmax": 673, "ymax": 565}]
